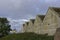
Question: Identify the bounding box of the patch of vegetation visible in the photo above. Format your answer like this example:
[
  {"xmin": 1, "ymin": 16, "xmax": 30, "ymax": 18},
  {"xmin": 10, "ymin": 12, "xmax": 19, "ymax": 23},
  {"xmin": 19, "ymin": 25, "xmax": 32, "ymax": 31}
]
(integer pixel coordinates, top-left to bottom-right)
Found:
[
  {"xmin": 0, "ymin": 18, "xmax": 11, "ymax": 38},
  {"xmin": 0, "ymin": 32, "xmax": 54, "ymax": 40}
]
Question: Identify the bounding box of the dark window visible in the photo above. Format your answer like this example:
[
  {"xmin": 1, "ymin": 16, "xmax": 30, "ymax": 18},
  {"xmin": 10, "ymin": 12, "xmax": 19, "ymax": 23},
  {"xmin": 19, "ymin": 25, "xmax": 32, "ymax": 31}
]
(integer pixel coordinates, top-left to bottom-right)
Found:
[
  {"xmin": 48, "ymin": 24, "xmax": 50, "ymax": 25},
  {"xmin": 59, "ymin": 16, "xmax": 60, "ymax": 17}
]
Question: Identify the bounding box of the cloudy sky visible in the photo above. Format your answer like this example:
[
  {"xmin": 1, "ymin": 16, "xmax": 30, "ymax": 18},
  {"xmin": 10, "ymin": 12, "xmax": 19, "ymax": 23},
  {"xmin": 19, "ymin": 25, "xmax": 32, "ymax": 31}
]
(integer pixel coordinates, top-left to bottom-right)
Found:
[{"xmin": 0, "ymin": 0, "xmax": 60, "ymax": 32}]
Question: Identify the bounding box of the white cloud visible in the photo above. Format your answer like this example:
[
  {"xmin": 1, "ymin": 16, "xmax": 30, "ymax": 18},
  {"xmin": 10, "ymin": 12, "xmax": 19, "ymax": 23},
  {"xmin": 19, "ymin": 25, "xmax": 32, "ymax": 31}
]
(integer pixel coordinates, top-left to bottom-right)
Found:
[
  {"xmin": 26, "ymin": 14, "xmax": 35, "ymax": 19},
  {"xmin": 7, "ymin": 17, "xmax": 29, "ymax": 32}
]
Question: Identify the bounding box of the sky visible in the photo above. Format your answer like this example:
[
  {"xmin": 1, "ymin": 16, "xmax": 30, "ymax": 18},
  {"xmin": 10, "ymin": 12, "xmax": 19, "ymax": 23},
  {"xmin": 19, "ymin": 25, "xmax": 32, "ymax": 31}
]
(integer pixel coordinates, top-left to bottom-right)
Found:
[{"xmin": 0, "ymin": 0, "xmax": 60, "ymax": 32}]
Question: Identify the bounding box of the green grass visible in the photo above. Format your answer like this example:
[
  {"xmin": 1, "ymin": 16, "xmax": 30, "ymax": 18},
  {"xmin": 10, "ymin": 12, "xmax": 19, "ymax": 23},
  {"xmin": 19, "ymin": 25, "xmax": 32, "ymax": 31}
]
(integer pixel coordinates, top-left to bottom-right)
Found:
[{"xmin": 0, "ymin": 32, "xmax": 54, "ymax": 40}]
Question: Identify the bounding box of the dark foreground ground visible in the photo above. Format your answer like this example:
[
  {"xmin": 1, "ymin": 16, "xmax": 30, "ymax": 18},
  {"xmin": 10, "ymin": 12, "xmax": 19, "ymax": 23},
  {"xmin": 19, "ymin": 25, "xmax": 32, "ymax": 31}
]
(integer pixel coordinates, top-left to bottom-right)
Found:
[{"xmin": 0, "ymin": 32, "xmax": 54, "ymax": 40}]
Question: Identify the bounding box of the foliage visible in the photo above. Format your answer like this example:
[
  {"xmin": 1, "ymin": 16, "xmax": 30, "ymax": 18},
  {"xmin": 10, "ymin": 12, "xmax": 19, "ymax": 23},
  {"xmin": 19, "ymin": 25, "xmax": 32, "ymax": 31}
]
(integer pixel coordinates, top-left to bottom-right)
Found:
[
  {"xmin": 0, "ymin": 32, "xmax": 54, "ymax": 40},
  {"xmin": 0, "ymin": 18, "xmax": 11, "ymax": 37}
]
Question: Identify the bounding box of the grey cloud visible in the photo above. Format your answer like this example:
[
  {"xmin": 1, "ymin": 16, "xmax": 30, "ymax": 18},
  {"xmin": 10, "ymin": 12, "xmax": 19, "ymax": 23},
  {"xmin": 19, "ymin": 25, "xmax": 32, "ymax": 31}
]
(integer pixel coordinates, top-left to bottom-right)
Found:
[{"xmin": 0, "ymin": 0, "xmax": 60, "ymax": 32}]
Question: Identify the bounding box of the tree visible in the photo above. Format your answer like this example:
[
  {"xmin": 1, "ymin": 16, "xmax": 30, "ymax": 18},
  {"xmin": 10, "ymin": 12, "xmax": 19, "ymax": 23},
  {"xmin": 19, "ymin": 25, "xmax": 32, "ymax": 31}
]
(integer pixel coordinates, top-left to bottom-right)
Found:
[{"xmin": 0, "ymin": 17, "xmax": 11, "ymax": 37}]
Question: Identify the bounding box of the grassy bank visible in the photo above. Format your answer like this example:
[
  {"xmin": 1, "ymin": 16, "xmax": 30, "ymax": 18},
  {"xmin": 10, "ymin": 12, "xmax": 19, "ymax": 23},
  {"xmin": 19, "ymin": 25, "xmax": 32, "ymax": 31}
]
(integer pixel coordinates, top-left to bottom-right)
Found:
[{"xmin": 0, "ymin": 32, "xmax": 54, "ymax": 40}]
